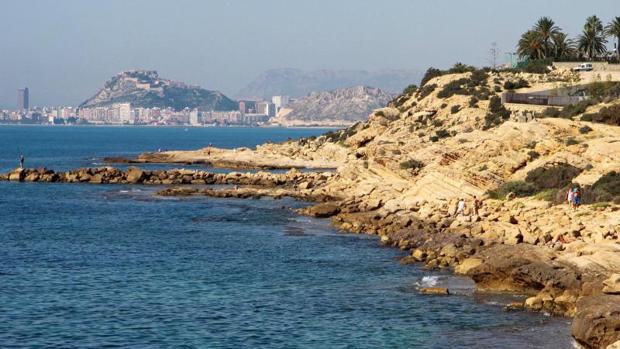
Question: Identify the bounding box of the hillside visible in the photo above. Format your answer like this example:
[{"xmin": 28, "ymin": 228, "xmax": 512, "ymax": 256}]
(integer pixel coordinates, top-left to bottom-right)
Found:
[
  {"xmin": 236, "ymin": 68, "xmax": 422, "ymax": 99},
  {"xmin": 80, "ymin": 70, "xmax": 237, "ymax": 111},
  {"xmin": 270, "ymin": 86, "xmax": 392, "ymax": 127}
]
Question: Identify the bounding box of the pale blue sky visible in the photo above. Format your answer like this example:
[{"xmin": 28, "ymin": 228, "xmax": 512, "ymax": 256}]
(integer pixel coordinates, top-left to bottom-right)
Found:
[{"xmin": 1, "ymin": 0, "xmax": 618, "ymax": 107}]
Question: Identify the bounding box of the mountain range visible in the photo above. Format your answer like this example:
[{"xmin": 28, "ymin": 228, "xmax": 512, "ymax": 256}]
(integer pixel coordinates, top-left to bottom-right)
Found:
[{"xmin": 236, "ymin": 68, "xmax": 422, "ymax": 100}]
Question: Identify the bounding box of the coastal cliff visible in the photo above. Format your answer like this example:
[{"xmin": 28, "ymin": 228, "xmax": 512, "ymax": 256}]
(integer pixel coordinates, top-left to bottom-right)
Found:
[{"xmin": 5, "ymin": 66, "xmax": 620, "ymax": 348}]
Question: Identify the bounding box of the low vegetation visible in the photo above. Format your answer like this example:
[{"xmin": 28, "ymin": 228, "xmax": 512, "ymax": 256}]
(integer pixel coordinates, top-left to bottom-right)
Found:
[{"xmin": 399, "ymin": 159, "xmax": 425, "ymax": 170}]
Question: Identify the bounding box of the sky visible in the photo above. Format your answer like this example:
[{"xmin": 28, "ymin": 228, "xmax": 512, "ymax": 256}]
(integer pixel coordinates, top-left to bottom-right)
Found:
[{"xmin": 1, "ymin": 0, "xmax": 618, "ymax": 107}]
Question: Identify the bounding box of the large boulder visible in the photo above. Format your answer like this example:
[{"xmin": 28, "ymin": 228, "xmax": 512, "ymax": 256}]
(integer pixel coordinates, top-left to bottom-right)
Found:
[
  {"xmin": 603, "ymin": 274, "xmax": 620, "ymax": 295},
  {"xmin": 8, "ymin": 168, "xmax": 25, "ymax": 182},
  {"xmin": 572, "ymin": 294, "xmax": 620, "ymax": 349},
  {"xmin": 126, "ymin": 167, "xmax": 146, "ymax": 184}
]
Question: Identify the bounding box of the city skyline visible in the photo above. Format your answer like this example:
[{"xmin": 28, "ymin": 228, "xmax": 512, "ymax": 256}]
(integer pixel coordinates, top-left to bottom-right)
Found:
[{"xmin": 1, "ymin": 0, "xmax": 620, "ymax": 108}]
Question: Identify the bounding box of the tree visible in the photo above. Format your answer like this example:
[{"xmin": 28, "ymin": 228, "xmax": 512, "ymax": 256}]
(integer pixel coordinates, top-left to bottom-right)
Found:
[
  {"xmin": 578, "ymin": 15, "xmax": 608, "ymax": 59},
  {"xmin": 534, "ymin": 17, "xmax": 561, "ymax": 57},
  {"xmin": 517, "ymin": 30, "xmax": 545, "ymax": 59},
  {"xmin": 606, "ymin": 17, "xmax": 620, "ymax": 58},
  {"xmin": 552, "ymin": 32, "xmax": 576, "ymax": 59}
]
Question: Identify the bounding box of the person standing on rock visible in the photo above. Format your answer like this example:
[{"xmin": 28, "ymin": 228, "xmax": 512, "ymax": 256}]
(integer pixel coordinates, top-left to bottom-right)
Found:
[
  {"xmin": 573, "ymin": 187, "xmax": 581, "ymax": 209},
  {"xmin": 19, "ymin": 154, "xmax": 24, "ymax": 169},
  {"xmin": 454, "ymin": 198, "xmax": 466, "ymax": 217},
  {"xmin": 473, "ymin": 196, "xmax": 482, "ymax": 216},
  {"xmin": 567, "ymin": 187, "xmax": 574, "ymax": 208}
]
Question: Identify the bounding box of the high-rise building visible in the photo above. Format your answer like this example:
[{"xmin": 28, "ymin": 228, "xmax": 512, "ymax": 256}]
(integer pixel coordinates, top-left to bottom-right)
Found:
[
  {"xmin": 17, "ymin": 88, "xmax": 29, "ymax": 111},
  {"xmin": 272, "ymin": 95, "xmax": 289, "ymax": 110}
]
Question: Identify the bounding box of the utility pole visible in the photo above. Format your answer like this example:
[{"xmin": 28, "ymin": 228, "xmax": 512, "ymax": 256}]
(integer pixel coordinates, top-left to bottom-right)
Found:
[{"xmin": 489, "ymin": 42, "xmax": 499, "ymax": 69}]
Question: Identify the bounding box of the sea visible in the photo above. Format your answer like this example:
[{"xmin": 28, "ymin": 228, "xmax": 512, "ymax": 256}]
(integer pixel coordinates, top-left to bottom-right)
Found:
[{"xmin": 0, "ymin": 125, "xmax": 573, "ymax": 348}]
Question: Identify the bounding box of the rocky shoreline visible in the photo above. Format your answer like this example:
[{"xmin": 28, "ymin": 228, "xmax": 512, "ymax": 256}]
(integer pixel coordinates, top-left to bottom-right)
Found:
[
  {"xmin": 5, "ymin": 69, "xmax": 620, "ymax": 348},
  {"xmin": 3, "ymin": 163, "xmax": 619, "ymax": 348}
]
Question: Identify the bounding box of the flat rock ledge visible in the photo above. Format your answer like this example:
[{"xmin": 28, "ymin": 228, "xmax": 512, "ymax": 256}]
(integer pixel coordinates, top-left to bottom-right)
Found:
[{"xmin": 0, "ymin": 167, "xmax": 334, "ymax": 188}]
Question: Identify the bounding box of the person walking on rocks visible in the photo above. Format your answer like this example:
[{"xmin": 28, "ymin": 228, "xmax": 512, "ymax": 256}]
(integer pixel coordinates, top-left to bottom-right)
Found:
[
  {"xmin": 454, "ymin": 198, "xmax": 466, "ymax": 217},
  {"xmin": 567, "ymin": 187, "xmax": 574, "ymax": 208},
  {"xmin": 473, "ymin": 196, "xmax": 482, "ymax": 216},
  {"xmin": 572, "ymin": 187, "xmax": 582, "ymax": 209}
]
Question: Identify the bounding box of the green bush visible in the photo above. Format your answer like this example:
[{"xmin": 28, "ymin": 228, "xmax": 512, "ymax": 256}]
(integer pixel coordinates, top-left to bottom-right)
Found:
[
  {"xmin": 402, "ymin": 84, "xmax": 418, "ymax": 95},
  {"xmin": 541, "ymin": 107, "xmax": 561, "ymax": 118},
  {"xmin": 583, "ymin": 171, "xmax": 620, "ymax": 204},
  {"xmin": 503, "ymin": 79, "xmax": 530, "ymax": 90},
  {"xmin": 565, "ymin": 137, "xmax": 579, "ymax": 146},
  {"xmin": 560, "ymin": 100, "xmax": 596, "ymax": 118},
  {"xmin": 450, "ymin": 105, "xmax": 461, "ymax": 114},
  {"xmin": 483, "ymin": 96, "xmax": 511, "ymax": 129},
  {"xmin": 417, "ymin": 84, "xmax": 437, "ymax": 99},
  {"xmin": 579, "ymin": 104, "xmax": 620, "ymax": 126},
  {"xmin": 527, "ymin": 150, "xmax": 540, "ymax": 159},
  {"xmin": 488, "ymin": 163, "xmax": 582, "ymax": 200},
  {"xmin": 435, "ymin": 129, "xmax": 450, "ymax": 139},
  {"xmin": 421, "ymin": 68, "xmax": 443, "ymax": 87},
  {"xmin": 399, "ymin": 159, "xmax": 425, "ymax": 170},
  {"xmin": 578, "ymin": 125, "xmax": 593, "ymax": 134}
]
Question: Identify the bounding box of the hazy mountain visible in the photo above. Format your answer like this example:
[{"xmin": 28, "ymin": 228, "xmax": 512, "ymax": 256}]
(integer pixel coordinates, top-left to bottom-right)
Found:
[
  {"xmin": 237, "ymin": 68, "xmax": 422, "ymax": 100},
  {"xmin": 80, "ymin": 70, "xmax": 237, "ymax": 111},
  {"xmin": 270, "ymin": 85, "xmax": 392, "ymax": 127}
]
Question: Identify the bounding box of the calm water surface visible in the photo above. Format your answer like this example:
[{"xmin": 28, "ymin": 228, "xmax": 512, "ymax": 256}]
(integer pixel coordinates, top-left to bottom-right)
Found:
[{"xmin": 0, "ymin": 126, "xmax": 572, "ymax": 348}]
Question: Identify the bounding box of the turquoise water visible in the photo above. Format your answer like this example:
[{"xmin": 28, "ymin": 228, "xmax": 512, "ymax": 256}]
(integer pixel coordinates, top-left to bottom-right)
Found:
[{"xmin": 0, "ymin": 126, "xmax": 572, "ymax": 348}]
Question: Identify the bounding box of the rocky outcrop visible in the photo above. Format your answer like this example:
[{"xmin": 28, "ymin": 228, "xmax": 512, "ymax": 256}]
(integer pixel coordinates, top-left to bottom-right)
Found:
[
  {"xmin": 270, "ymin": 86, "xmax": 392, "ymax": 126},
  {"xmin": 80, "ymin": 70, "xmax": 237, "ymax": 111}
]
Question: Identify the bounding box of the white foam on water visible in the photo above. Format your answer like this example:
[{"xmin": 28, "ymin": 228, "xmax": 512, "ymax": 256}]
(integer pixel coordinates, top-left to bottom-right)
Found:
[{"xmin": 420, "ymin": 275, "xmax": 439, "ymax": 287}]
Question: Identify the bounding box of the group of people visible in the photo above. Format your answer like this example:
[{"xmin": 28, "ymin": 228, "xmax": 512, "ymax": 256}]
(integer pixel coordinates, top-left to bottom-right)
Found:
[
  {"xmin": 454, "ymin": 195, "xmax": 483, "ymax": 217},
  {"xmin": 566, "ymin": 186, "xmax": 582, "ymax": 209}
]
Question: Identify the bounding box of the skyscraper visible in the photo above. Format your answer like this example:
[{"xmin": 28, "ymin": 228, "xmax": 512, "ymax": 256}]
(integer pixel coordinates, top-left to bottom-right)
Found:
[{"xmin": 17, "ymin": 88, "xmax": 29, "ymax": 111}]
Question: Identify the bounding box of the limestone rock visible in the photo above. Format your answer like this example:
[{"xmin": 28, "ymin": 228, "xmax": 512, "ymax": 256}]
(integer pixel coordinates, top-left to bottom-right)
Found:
[
  {"xmin": 603, "ymin": 274, "xmax": 620, "ymax": 295},
  {"xmin": 419, "ymin": 287, "xmax": 449, "ymax": 295}
]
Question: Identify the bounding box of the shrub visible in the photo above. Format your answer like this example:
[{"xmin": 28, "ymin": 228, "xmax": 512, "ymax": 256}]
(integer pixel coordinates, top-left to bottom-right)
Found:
[
  {"xmin": 440, "ymin": 103, "xmax": 448, "ymax": 109},
  {"xmin": 488, "ymin": 181, "xmax": 536, "ymax": 199},
  {"xmin": 400, "ymin": 159, "xmax": 425, "ymax": 170},
  {"xmin": 503, "ymin": 79, "xmax": 530, "ymax": 90},
  {"xmin": 560, "ymin": 100, "xmax": 596, "ymax": 119},
  {"xmin": 435, "ymin": 129, "xmax": 450, "ymax": 139},
  {"xmin": 430, "ymin": 136, "xmax": 439, "ymax": 142},
  {"xmin": 402, "ymin": 84, "xmax": 418, "ymax": 95},
  {"xmin": 565, "ymin": 137, "xmax": 579, "ymax": 146},
  {"xmin": 450, "ymin": 105, "xmax": 461, "ymax": 114},
  {"xmin": 534, "ymin": 188, "xmax": 560, "ymax": 201},
  {"xmin": 417, "ymin": 84, "xmax": 437, "ymax": 99},
  {"xmin": 525, "ymin": 164, "xmax": 582, "ymax": 189},
  {"xmin": 579, "ymin": 104, "xmax": 620, "ymax": 126},
  {"xmin": 421, "ymin": 68, "xmax": 443, "ymax": 86},
  {"xmin": 494, "ymin": 85, "xmax": 502, "ymax": 93},
  {"xmin": 483, "ymin": 96, "xmax": 511, "ymax": 129},
  {"xmin": 375, "ymin": 110, "xmax": 385, "ymax": 117},
  {"xmin": 541, "ymin": 107, "xmax": 561, "ymax": 118},
  {"xmin": 527, "ymin": 150, "xmax": 540, "ymax": 160},
  {"xmin": 469, "ymin": 97, "xmax": 479, "ymax": 108},
  {"xmin": 582, "ymin": 171, "xmax": 620, "ymax": 204},
  {"xmin": 488, "ymin": 163, "xmax": 582, "ymax": 200},
  {"xmin": 578, "ymin": 125, "xmax": 593, "ymax": 134},
  {"xmin": 448, "ymin": 62, "xmax": 476, "ymax": 74},
  {"xmin": 437, "ymin": 78, "xmax": 469, "ymax": 98}
]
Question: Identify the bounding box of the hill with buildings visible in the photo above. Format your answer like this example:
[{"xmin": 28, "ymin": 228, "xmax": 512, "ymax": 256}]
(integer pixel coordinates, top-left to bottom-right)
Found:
[
  {"xmin": 270, "ymin": 86, "xmax": 392, "ymax": 126},
  {"xmin": 236, "ymin": 68, "xmax": 422, "ymax": 100},
  {"xmin": 80, "ymin": 70, "xmax": 237, "ymax": 111}
]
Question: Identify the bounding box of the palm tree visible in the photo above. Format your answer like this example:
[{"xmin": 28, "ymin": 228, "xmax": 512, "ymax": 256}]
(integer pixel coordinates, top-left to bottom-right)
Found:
[
  {"xmin": 578, "ymin": 15, "xmax": 608, "ymax": 60},
  {"xmin": 606, "ymin": 17, "xmax": 620, "ymax": 58},
  {"xmin": 552, "ymin": 32, "xmax": 576, "ymax": 59},
  {"xmin": 533, "ymin": 17, "xmax": 560, "ymax": 57},
  {"xmin": 517, "ymin": 30, "xmax": 545, "ymax": 60}
]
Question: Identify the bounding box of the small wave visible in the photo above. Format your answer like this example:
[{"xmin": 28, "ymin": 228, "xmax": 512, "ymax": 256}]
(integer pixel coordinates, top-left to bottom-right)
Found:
[{"xmin": 420, "ymin": 275, "xmax": 439, "ymax": 287}]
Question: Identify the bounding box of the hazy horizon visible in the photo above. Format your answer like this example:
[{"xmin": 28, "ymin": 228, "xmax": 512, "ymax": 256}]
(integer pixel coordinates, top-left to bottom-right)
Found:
[{"xmin": 1, "ymin": 0, "xmax": 618, "ymax": 108}]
